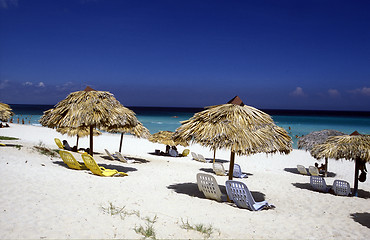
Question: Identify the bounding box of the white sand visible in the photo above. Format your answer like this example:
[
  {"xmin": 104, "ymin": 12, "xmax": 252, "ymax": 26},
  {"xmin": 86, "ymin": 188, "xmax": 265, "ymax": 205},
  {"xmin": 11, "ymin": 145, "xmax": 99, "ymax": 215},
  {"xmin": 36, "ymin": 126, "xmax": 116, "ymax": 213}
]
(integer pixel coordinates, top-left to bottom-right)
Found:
[{"xmin": 0, "ymin": 124, "xmax": 369, "ymax": 239}]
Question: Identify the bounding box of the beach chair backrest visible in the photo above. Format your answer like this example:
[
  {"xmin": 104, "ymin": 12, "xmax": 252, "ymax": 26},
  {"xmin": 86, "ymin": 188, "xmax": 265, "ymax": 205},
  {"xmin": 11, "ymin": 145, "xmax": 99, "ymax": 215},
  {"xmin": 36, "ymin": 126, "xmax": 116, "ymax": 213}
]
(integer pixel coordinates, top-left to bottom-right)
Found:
[
  {"xmin": 333, "ymin": 180, "xmax": 351, "ymax": 196},
  {"xmin": 59, "ymin": 150, "xmax": 85, "ymax": 170},
  {"xmin": 81, "ymin": 154, "xmax": 103, "ymax": 176},
  {"xmin": 196, "ymin": 173, "xmax": 223, "ymax": 202},
  {"xmin": 310, "ymin": 176, "xmax": 330, "ymax": 192},
  {"xmin": 233, "ymin": 164, "xmax": 243, "ymax": 178},
  {"xmin": 297, "ymin": 165, "xmax": 308, "ymax": 175},
  {"xmin": 213, "ymin": 162, "xmax": 226, "ymax": 176},
  {"xmin": 54, "ymin": 138, "xmax": 64, "ymax": 150},
  {"xmin": 105, "ymin": 149, "xmax": 115, "ymax": 160},
  {"xmin": 198, "ymin": 154, "xmax": 206, "ymax": 162},
  {"xmin": 115, "ymin": 152, "xmax": 127, "ymax": 163},
  {"xmin": 191, "ymin": 152, "xmax": 198, "ymax": 160},
  {"xmin": 225, "ymin": 180, "xmax": 256, "ymax": 210},
  {"xmin": 309, "ymin": 166, "xmax": 320, "ymax": 176},
  {"xmin": 182, "ymin": 149, "xmax": 190, "ymax": 156}
]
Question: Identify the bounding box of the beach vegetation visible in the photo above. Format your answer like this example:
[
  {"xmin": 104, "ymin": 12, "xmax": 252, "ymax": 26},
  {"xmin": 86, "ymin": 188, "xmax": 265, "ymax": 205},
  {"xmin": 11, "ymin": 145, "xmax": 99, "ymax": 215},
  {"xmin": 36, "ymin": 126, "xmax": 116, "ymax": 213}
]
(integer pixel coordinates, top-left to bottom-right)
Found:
[
  {"xmin": 0, "ymin": 136, "xmax": 19, "ymax": 140},
  {"xmin": 180, "ymin": 218, "xmax": 220, "ymax": 238},
  {"xmin": 134, "ymin": 215, "xmax": 158, "ymax": 239},
  {"xmin": 34, "ymin": 141, "xmax": 58, "ymax": 157},
  {"xmin": 101, "ymin": 202, "xmax": 140, "ymax": 220}
]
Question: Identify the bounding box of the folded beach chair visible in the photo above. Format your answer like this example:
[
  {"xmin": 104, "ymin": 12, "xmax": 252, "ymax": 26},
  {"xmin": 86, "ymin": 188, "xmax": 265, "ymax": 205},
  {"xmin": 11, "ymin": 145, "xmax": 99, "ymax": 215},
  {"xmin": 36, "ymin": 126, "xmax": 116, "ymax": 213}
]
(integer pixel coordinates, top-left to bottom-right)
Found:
[
  {"xmin": 81, "ymin": 154, "xmax": 128, "ymax": 177},
  {"xmin": 297, "ymin": 165, "xmax": 308, "ymax": 175},
  {"xmin": 191, "ymin": 152, "xmax": 199, "ymax": 161},
  {"xmin": 196, "ymin": 173, "xmax": 227, "ymax": 202},
  {"xmin": 310, "ymin": 176, "xmax": 330, "ymax": 192},
  {"xmin": 233, "ymin": 164, "xmax": 248, "ymax": 178},
  {"xmin": 332, "ymin": 180, "xmax": 351, "ymax": 196},
  {"xmin": 54, "ymin": 138, "xmax": 65, "ymax": 150},
  {"xmin": 181, "ymin": 149, "xmax": 190, "ymax": 157},
  {"xmin": 225, "ymin": 180, "xmax": 274, "ymax": 211},
  {"xmin": 58, "ymin": 150, "xmax": 88, "ymax": 170},
  {"xmin": 213, "ymin": 162, "xmax": 228, "ymax": 176},
  {"xmin": 198, "ymin": 154, "xmax": 211, "ymax": 163},
  {"xmin": 105, "ymin": 149, "xmax": 117, "ymax": 160},
  {"xmin": 309, "ymin": 166, "xmax": 320, "ymax": 176},
  {"xmin": 115, "ymin": 152, "xmax": 135, "ymax": 164}
]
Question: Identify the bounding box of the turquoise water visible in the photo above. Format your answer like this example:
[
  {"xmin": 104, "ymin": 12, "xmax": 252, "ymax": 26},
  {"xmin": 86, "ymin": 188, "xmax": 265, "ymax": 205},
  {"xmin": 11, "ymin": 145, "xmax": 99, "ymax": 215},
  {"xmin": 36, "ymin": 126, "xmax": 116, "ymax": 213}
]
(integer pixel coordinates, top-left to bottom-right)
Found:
[{"xmin": 7, "ymin": 104, "xmax": 370, "ymax": 149}]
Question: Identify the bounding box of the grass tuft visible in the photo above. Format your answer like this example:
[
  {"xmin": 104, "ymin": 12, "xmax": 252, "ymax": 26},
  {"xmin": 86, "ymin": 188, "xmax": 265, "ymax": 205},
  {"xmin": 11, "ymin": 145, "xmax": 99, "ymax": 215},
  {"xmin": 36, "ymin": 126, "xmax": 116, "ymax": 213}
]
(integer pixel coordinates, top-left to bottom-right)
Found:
[
  {"xmin": 134, "ymin": 215, "xmax": 158, "ymax": 239},
  {"xmin": 34, "ymin": 141, "xmax": 58, "ymax": 157},
  {"xmin": 180, "ymin": 218, "xmax": 219, "ymax": 238},
  {"xmin": 0, "ymin": 136, "xmax": 19, "ymax": 140}
]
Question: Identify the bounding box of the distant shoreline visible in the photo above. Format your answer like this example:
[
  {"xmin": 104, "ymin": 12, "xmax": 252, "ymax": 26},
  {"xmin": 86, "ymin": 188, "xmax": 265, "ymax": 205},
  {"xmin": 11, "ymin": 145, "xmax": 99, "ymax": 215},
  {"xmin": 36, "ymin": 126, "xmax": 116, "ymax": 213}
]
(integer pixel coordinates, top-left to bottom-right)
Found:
[{"xmin": 8, "ymin": 103, "xmax": 370, "ymax": 117}]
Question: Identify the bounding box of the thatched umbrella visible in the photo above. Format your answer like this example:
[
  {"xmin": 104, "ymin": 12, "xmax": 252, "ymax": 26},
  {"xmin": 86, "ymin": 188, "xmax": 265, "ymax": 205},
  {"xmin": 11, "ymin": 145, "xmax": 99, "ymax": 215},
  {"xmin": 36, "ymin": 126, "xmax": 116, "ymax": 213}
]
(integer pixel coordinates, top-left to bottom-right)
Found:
[
  {"xmin": 311, "ymin": 131, "xmax": 370, "ymax": 196},
  {"xmin": 56, "ymin": 126, "xmax": 102, "ymax": 149},
  {"xmin": 298, "ymin": 129, "xmax": 345, "ymax": 176},
  {"xmin": 173, "ymin": 96, "xmax": 292, "ymax": 180},
  {"xmin": 0, "ymin": 102, "xmax": 14, "ymax": 122},
  {"xmin": 149, "ymin": 131, "xmax": 189, "ymax": 147},
  {"xmin": 40, "ymin": 86, "xmax": 139, "ymax": 155},
  {"xmin": 104, "ymin": 121, "xmax": 150, "ymax": 153}
]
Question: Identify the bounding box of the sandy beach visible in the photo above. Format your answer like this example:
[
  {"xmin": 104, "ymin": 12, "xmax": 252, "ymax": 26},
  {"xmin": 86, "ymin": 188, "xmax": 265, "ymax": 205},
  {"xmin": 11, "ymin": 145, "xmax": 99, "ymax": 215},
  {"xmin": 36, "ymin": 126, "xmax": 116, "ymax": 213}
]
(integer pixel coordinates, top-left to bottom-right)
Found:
[{"xmin": 0, "ymin": 123, "xmax": 369, "ymax": 239}]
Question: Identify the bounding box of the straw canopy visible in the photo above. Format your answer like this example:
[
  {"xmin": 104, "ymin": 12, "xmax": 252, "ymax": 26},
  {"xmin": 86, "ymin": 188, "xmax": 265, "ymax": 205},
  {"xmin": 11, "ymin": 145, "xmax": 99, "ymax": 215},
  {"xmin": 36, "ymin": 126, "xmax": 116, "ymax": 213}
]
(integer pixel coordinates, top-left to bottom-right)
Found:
[
  {"xmin": 0, "ymin": 102, "xmax": 14, "ymax": 122},
  {"xmin": 56, "ymin": 126, "xmax": 102, "ymax": 138},
  {"xmin": 149, "ymin": 131, "xmax": 189, "ymax": 147},
  {"xmin": 310, "ymin": 133, "xmax": 370, "ymax": 196},
  {"xmin": 40, "ymin": 87, "xmax": 139, "ymax": 155},
  {"xmin": 173, "ymin": 96, "xmax": 292, "ymax": 180},
  {"xmin": 298, "ymin": 129, "xmax": 345, "ymax": 151}
]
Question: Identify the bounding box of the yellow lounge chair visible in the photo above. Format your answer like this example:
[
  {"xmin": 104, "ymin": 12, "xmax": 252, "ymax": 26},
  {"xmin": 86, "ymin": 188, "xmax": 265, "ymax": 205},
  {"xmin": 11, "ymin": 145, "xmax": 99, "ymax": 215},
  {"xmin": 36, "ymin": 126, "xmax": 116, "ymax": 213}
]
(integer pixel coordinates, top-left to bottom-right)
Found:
[
  {"xmin": 59, "ymin": 150, "xmax": 88, "ymax": 170},
  {"xmin": 81, "ymin": 154, "xmax": 128, "ymax": 177},
  {"xmin": 181, "ymin": 149, "xmax": 190, "ymax": 157},
  {"xmin": 54, "ymin": 138, "xmax": 64, "ymax": 149}
]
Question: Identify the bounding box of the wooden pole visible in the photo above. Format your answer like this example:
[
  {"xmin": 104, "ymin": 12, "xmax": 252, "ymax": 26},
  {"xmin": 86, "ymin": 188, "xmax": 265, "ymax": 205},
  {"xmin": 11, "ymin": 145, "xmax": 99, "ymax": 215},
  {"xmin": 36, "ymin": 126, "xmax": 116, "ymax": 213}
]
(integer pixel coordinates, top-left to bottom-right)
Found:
[
  {"xmin": 76, "ymin": 136, "xmax": 79, "ymax": 149},
  {"xmin": 89, "ymin": 125, "xmax": 93, "ymax": 156},
  {"xmin": 119, "ymin": 133, "xmax": 124, "ymax": 153},
  {"xmin": 228, "ymin": 151, "xmax": 235, "ymax": 180},
  {"xmin": 354, "ymin": 158, "xmax": 360, "ymax": 196},
  {"xmin": 213, "ymin": 149, "xmax": 216, "ymax": 163}
]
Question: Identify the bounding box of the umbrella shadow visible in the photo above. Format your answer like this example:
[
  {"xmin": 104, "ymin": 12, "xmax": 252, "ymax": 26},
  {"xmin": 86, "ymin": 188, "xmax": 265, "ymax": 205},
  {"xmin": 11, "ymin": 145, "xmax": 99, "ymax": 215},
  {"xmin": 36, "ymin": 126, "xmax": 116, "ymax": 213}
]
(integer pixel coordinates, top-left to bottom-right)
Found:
[
  {"xmin": 291, "ymin": 182, "xmax": 331, "ymax": 194},
  {"xmin": 166, "ymin": 182, "xmax": 265, "ymax": 202},
  {"xmin": 213, "ymin": 158, "xmax": 229, "ymax": 163},
  {"xmin": 284, "ymin": 168, "xmax": 336, "ymax": 177},
  {"xmin": 98, "ymin": 163, "xmax": 137, "ymax": 173},
  {"xmin": 350, "ymin": 212, "xmax": 370, "ymax": 228},
  {"xmin": 199, "ymin": 167, "xmax": 253, "ymax": 177},
  {"xmin": 355, "ymin": 189, "xmax": 370, "ymax": 199}
]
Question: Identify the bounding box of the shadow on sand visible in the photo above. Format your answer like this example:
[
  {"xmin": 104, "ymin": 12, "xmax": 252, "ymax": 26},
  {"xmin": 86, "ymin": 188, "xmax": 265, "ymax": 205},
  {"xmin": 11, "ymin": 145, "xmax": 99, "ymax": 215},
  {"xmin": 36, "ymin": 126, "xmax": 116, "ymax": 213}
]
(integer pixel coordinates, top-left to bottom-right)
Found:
[
  {"xmin": 167, "ymin": 182, "xmax": 266, "ymax": 202},
  {"xmin": 199, "ymin": 168, "xmax": 253, "ymax": 177},
  {"xmin": 350, "ymin": 212, "xmax": 370, "ymax": 228},
  {"xmin": 284, "ymin": 168, "xmax": 336, "ymax": 177},
  {"xmin": 53, "ymin": 161, "xmax": 138, "ymax": 173}
]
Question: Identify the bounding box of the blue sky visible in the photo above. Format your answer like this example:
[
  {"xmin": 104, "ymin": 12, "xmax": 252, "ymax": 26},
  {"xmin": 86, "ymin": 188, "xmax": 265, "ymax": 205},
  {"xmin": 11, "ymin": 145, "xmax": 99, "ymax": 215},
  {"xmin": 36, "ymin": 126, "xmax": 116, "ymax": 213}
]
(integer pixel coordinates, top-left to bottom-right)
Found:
[{"xmin": 1, "ymin": 0, "xmax": 369, "ymax": 111}]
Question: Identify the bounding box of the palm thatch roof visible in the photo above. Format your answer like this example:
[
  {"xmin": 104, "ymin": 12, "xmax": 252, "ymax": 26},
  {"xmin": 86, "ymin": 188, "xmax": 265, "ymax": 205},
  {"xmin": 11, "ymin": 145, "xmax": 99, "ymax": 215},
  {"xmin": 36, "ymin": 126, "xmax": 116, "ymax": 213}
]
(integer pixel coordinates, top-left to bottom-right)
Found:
[
  {"xmin": 298, "ymin": 129, "xmax": 345, "ymax": 151},
  {"xmin": 173, "ymin": 102, "xmax": 292, "ymax": 155},
  {"xmin": 39, "ymin": 87, "xmax": 139, "ymax": 155},
  {"xmin": 56, "ymin": 126, "xmax": 102, "ymax": 137},
  {"xmin": 0, "ymin": 102, "xmax": 14, "ymax": 122},
  {"xmin": 39, "ymin": 87, "xmax": 138, "ymax": 130},
  {"xmin": 149, "ymin": 131, "xmax": 189, "ymax": 147},
  {"xmin": 173, "ymin": 96, "xmax": 292, "ymax": 180},
  {"xmin": 310, "ymin": 134, "xmax": 370, "ymax": 162}
]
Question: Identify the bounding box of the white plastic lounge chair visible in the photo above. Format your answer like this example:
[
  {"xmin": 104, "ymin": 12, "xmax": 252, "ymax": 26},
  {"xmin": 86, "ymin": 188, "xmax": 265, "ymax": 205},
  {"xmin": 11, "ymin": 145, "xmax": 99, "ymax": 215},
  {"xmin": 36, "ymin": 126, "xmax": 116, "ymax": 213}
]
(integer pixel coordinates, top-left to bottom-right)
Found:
[
  {"xmin": 310, "ymin": 176, "xmax": 330, "ymax": 192},
  {"xmin": 297, "ymin": 165, "xmax": 308, "ymax": 175},
  {"xmin": 105, "ymin": 149, "xmax": 117, "ymax": 160},
  {"xmin": 115, "ymin": 152, "xmax": 135, "ymax": 164},
  {"xmin": 191, "ymin": 152, "xmax": 199, "ymax": 161},
  {"xmin": 332, "ymin": 180, "xmax": 351, "ymax": 196},
  {"xmin": 309, "ymin": 166, "xmax": 320, "ymax": 176},
  {"xmin": 197, "ymin": 154, "xmax": 211, "ymax": 163},
  {"xmin": 213, "ymin": 162, "xmax": 227, "ymax": 176},
  {"xmin": 196, "ymin": 173, "xmax": 227, "ymax": 202},
  {"xmin": 233, "ymin": 164, "xmax": 248, "ymax": 178},
  {"xmin": 225, "ymin": 180, "xmax": 274, "ymax": 211}
]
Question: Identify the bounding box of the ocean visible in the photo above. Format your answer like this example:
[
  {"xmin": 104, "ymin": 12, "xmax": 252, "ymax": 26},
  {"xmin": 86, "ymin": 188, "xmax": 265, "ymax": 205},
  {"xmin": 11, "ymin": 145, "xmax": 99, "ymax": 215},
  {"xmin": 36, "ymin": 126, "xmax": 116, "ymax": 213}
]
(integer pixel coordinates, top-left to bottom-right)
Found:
[{"xmin": 7, "ymin": 104, "xmax": 370, "ymax": 149}]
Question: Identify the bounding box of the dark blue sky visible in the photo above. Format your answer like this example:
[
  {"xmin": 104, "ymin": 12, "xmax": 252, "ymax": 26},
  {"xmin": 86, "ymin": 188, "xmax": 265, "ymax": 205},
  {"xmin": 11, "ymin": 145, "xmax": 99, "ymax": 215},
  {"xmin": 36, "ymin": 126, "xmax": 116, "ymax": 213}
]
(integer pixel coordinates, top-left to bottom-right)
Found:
[{"xmin": 1, "ymin": 0, "xmax": 369, "ymax": 110}]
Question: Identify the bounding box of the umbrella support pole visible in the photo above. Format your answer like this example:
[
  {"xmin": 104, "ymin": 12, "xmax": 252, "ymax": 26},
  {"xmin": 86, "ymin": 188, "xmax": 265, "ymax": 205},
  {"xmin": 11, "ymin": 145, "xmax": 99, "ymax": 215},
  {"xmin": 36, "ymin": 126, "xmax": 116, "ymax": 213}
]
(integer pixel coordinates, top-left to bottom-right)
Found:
[
  {"xmin": 119, "ymin": 133, "xmax": 124, "ymax": 153},
  {"xmin": 89, "ymin": 126, "xmax": 94, "ymax": 156},
  {"xmin": 213, "ymin": 149, "xmax": 216, "ymax": 163},
  {"xmin": 76, "ymin": 136, "xmax": 79, "ymax": 149},
  {"xmin": 228, "ymin": 151, "xmax": 235, "ymax": 180},
  {"xmin": 354, "ymin": 158, "xmax": 360, "ymax": 197}
]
